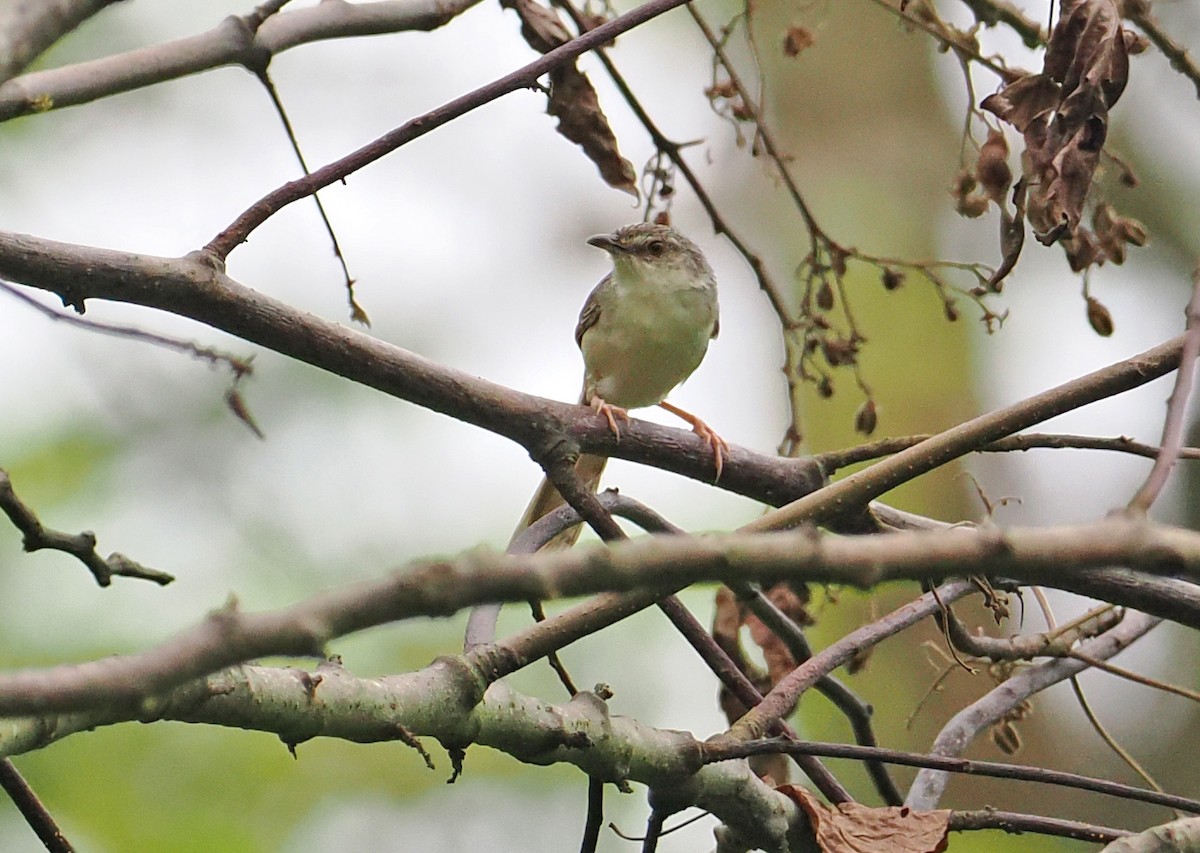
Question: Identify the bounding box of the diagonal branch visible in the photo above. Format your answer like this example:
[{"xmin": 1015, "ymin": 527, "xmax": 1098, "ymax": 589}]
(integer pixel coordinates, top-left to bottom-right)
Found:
[
  {"xmin": 204, "ymin": 0, "xmax": 696, "ymax": 257},
  {"xmin": 744, "ymin": 334, "xmax": 1193, "ymax": 532},
  {"xmin": 0, "ymin": 232, "xmax": 826, "ymax": 506},
  {"xmin": 0, "ymin": 0, "xmax": 117, "ymax": 84}
]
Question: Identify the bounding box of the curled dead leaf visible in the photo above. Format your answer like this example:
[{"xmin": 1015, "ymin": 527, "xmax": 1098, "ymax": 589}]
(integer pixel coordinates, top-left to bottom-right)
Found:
[
  {"xmin": 881, "ymin": 267, "xmax": 905, "ymax": 290},
  {"xmin": 981, "ymin": 0, "xmax": 1131, "ymax": 247},
  {"xmin": 503, "ymin": 0, "xmax": 637, "ymax": 196}
]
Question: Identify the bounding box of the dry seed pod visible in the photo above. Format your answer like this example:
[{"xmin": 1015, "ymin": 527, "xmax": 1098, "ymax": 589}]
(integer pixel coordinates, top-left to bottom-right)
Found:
[{"xmin": 1086, "ymin": 296, "xmax": 1115, "ymax": 336}]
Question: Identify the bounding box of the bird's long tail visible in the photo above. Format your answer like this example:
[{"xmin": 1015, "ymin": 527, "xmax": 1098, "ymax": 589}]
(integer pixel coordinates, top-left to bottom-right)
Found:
[
  {"xmin": 510, "ymin": 453, "xmax": 607, "ymax": 550},
  {"xmin": 510, "ymin": 391, "xmax": 608, "ymax": 551}
]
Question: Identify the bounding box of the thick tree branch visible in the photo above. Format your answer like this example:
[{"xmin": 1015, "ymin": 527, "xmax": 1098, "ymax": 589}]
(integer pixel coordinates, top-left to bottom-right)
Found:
[
  {"xmin": 0, "ymin": 665, "xmax": 815, "ymax": 853},
  {"xmin": 0, "ymin": 231, "xmax": 827, "ymax": 506},
  {"xmin": 3, "ymin": 516, "xmax": 1198, "ymax": 717},
  {"xmin": 0, "ymin": 0, "xmax": 116, "ymax": 84}
]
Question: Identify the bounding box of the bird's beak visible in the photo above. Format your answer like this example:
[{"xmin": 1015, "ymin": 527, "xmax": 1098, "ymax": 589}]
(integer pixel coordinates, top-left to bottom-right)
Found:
[{"xmin": 587, "ymin": 234, "xmax": 626, "ymax": 253}]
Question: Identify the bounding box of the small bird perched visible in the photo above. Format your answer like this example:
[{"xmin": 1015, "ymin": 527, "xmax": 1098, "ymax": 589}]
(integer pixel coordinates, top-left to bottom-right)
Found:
[{"xmin": 512, "ymin": 222, "xmax": 725, "ymax": 549}]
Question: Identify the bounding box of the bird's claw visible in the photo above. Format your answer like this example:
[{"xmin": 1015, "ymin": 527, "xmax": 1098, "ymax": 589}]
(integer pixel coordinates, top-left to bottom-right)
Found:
[{"xmin": 590, "ymin": 397, "xmax": 629, "ymax": 441}]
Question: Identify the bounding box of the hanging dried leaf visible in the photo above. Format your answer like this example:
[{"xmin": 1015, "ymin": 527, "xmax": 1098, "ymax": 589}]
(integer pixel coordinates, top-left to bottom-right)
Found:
[
  {"xmin": 981, "ymin": 0, "xmax": 1131, "ymax": 246},
  {"xmin": 503, "ymin": 0, "xmax": 637, "ymax": 196},
  {"xmin": 815, "ymin": 280, "xmax": 835, "ymax": 311},
  {"xmin": 779, "ymin": 785, "xmax": 952, "ymax": 853},
  {"xmin": 743, "ymin": 584, "xmax": 813, "ymax": 685},
  {"xmin": 985, "ymin": 177, "xmax": 1027, "ymax": 291},
  {"xmin": 881, "ymin": 268, "xmax": 905, "ymax": 290},
  {"xmin": 712, "ymin": 587, "xmax": 790, "ymax": 784},
  {"xmin": 547, "ymin": 65, "xmax": 638, "ymax": 194}
]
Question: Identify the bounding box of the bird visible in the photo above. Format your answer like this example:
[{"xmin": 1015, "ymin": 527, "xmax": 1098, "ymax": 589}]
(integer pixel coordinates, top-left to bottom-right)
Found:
[{"xmin": 511, "ymin": 222, "xmax": 725, "ymax": 550}]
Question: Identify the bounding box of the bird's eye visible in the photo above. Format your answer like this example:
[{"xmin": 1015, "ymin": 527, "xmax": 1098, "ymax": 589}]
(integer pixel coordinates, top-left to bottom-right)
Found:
[{"xmin": 647, "ymin": 240, "xmax": 666, "ymax": 256}]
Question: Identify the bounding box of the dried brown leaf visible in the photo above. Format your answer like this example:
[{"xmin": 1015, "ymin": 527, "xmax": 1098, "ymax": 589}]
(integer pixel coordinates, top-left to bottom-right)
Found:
[
  {"xmin": 982, "ymin": 0, "xmax": 1130, "ymax": 247},
  {"xmin": 815, "ymin": 280, "xmax": 835, "ymax": 311},
  {"xmin": 986, "ymin": 178, "xmax": 1026, "ymax": 291},
  {"xmin": 980, "ymin": 73, "xmax": 1060, "ymax": 133},
  {"xmin": 507, "ymin": 0, "xmax": 571, "ymax": 51},
  {"xmin": 547, "ymin": 65, "xmax": 638, "ymax": 195},
  {"xmin": 779, "ymin": 785, "xmax": 951, "ymax": 853},
  {"xmin": 225, "ymin": 388, "xmax": 265, "ymax": 439},
  {"xmin": 743, "ymin": 584, "xmax": 812, "ymax": 685},
  {"xmin": 504, "ymin": 0, "xmax": 637, "ymax": 196},
  {"xmin": 881, "ymin": 268, "xmax": 905, "ymax": 290},
  {"xmin": 1046, "ymin": 0, "xmax": 1129, "ymax": 107}
]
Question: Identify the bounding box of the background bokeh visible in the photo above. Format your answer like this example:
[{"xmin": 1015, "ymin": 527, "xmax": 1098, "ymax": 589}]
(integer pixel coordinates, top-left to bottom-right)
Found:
[{"xmin": 0, "ymin": 1, "xmax": 1197, "ymax": 850}]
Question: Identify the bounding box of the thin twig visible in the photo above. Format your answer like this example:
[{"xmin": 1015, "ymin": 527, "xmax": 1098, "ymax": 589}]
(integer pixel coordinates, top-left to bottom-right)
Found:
[
  {"xmin": 818, "ymin": 431, "xmax": 1200, "ymax": 474},
  {"xmin": 205, "ymin": 0, "xmax": 695, "ymax": 257},
  {"xmin": 0, "ymin": 281, "xmax": 253, "ymax": 379},
  {"xmin": 0, "ymin": 470, "xmax": 174, "ymax": 587},
  {"xmin": 908, "ymin": 612, "xmax": 1161, "ymax": 810},
  {"xmin": 701, "ymin": 738, "xmax": 1200, "ymax": 814},
  {"xmin": 743, "ymin": 333, "xmax": 1194, "ymax": 532},
  {"xmin": 727, "ymin": 581, "xmax": 977, "ymax": 740},
  {"xmin": 1128, "ymin": 266, "xmax": 1200, "ymax": 512},
  {"xmin": 0, "ymin": 759, "xmax": 74, "ymax": 853},
  {"xmin": 1126, "ymin": 3, "xmax": 1200, "ymax": 100}
]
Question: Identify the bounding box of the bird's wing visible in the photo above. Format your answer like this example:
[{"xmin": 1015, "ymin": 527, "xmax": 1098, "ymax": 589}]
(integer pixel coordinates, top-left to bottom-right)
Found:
[{"xmin": 574, "ymin": 274, "xmax": 609, "ymax": 348}]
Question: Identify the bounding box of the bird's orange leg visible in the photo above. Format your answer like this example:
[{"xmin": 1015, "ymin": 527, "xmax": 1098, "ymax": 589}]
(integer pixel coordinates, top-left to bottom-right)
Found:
[
  {"xmin": 658, "ymin": 401, "xmax": 728, "ymax": 480},
  {"xmin": 590, "ymin": 396, "xmax": 629, "ymax": 440}
]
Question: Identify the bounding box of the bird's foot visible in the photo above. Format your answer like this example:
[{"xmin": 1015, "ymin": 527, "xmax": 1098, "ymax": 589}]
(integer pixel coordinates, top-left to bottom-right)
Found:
[
  {"xmin": 590, "ymin": 396, "xmax": 629, "ymax": 441},
  {"xmin": 658, "ymin": 401, "xmax": 728, "ymax": 481}
]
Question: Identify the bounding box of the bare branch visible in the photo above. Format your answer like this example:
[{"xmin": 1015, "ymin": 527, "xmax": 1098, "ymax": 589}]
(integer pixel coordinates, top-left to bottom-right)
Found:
[
  {"xmin": 0, "ymin": 231, "xmax": 827, "ymax": 506},
  {"xmin": 0, "ymin": 469, "xmax": 174, "ymax": 587},
  {"xmin": 1128, "ymin": 266, "xmax": 1200, "ymax": 512},
  {"xmin": 0, "ymin": 0, "xmax": 115, "ymax": 84},
  {"xmin": 819, "ymin": 432, "xmax": 1200, "ymax": 474},
  {"xmin": 723, "ymin": 581, "xmax": 976, "ymax": 741},
  {"xmin": 204, "ymin": 0, "xmax": 696, "ymax": 257},
  {"xmin": 1125, "ymin": 1, "xmax": 1200, "ymax": 100},
  {"xmin": 745, "ymin": 333, "xmax": 1193, "ymax": 532},
  {"xmin": 0, "ymin": 759, "xmax": 74, "ymax": 853},
  {"xmin": 907, "ymin": 611, "xmax": 1161, "ymax": 810},
  {"xmin": 703, "ymin": 738, "xmax": 1200, "ymax": 814},
  {"xmin": 0, "ymin": 0, "xmax": 485, "ymax": 121},
  {"xmin": 3, "ymin": 515, "xmax": 1200, "ymax": 716},
  {"xmin": 0, "ymin": 281, "xmax": 253, "ymax": 380},
  {"xmin": 0, "ymin": 667, "xmax": 811, "ymax": 852}
]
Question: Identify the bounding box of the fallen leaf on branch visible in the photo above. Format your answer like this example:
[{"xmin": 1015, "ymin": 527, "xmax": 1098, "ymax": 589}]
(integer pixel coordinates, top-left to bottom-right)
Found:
[{"xmin": 779, "ymin": 785, "xmax": 951, "ymax": 852}]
